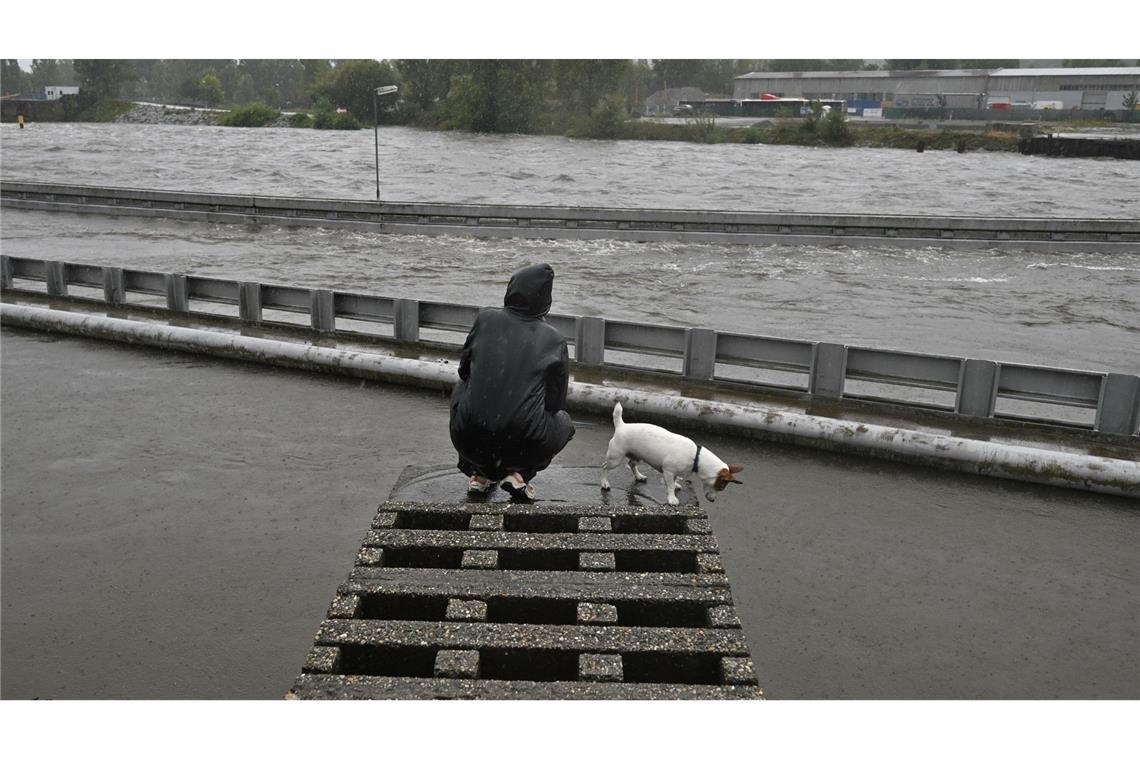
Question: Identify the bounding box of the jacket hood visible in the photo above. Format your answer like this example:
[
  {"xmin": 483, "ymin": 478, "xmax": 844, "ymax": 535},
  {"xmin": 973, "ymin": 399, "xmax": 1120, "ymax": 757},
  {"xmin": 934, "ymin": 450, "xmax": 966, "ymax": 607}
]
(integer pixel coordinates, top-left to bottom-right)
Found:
[{"xmin": 503, "ymin": 263, "xmax": 554, "ymax": 317}]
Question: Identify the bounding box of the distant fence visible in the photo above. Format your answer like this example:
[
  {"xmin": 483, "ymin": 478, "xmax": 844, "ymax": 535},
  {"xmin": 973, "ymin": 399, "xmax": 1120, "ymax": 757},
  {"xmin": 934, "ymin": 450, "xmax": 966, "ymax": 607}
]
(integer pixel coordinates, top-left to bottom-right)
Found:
[
  {"xmin": 4, "ymin": 255, "xmax": 1138, "ymax": 438},
  {"xmin": 3, "ymin": 182, "xmax": 1139, "ymax": 252}
]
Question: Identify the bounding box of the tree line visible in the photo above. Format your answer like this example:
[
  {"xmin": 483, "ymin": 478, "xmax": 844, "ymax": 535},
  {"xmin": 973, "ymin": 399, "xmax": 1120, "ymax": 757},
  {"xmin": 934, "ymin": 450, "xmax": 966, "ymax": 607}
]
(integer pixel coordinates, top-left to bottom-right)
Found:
[{"xmin": 2, "ymin": 59, "xmax": 1132, "ymax": 134}]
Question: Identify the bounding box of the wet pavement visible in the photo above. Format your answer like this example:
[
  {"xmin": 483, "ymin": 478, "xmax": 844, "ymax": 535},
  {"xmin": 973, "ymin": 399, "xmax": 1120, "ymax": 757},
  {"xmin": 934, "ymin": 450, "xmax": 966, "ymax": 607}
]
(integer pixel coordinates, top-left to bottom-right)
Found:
[{"xmin": 2, "ymin": 327, "xmax": 1137, "ymax": 699}]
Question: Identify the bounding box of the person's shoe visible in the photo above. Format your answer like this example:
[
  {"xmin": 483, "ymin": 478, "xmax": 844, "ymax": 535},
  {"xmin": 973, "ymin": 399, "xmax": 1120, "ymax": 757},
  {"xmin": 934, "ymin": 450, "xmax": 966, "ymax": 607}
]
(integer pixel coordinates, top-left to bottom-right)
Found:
[
  {"xmin": 500, "ymin": 472, "xmax": 536, "ymax": 502},
  {"xmin": 467, "ymin": 474, "xmax": 497, "ymax": 494}
]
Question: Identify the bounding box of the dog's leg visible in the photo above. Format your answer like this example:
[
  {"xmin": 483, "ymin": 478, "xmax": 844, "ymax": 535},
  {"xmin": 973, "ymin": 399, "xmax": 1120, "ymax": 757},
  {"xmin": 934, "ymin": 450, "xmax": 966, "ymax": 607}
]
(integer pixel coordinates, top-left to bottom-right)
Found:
[
  {"xmin": 600, "ymin": 447, "xmax": 622, "ymax": 491},
  {"xmin": 662, "ymin": 469, "xmax": 680, "ymax": 506},
  {"xmin": 627, "ymin": 458, "xmax": 649, "ymax": 483}
]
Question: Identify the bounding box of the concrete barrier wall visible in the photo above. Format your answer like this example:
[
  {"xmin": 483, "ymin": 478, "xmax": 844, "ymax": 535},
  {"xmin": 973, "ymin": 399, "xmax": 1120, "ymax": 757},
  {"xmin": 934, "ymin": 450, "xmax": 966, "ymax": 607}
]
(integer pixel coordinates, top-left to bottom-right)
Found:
[
  {"xmin": 5, "ymin": 254, "xmax": 1139, "ymax": 439},
  {"xmin": 3, "ymin": 181, "xmax": 1138, "ymax": 252},
  {"xmin": 3, "ymin": 302, "xmax": 1136, "ymax": 497}
]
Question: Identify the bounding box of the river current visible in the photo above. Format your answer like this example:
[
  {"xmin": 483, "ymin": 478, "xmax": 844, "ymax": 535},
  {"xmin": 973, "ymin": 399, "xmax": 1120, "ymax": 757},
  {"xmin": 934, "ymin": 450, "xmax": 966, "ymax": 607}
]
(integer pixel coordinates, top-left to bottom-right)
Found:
[{"xmin": 2, "ymin": 123, "xmax": 1138, "ymax": 372}]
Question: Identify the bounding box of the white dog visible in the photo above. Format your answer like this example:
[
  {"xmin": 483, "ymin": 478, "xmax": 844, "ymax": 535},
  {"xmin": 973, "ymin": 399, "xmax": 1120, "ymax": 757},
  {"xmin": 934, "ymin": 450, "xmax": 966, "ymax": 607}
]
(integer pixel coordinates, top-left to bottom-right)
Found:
[{"xmin": 600, "ymin": 402, "xmax": 743, "ymax": 505}]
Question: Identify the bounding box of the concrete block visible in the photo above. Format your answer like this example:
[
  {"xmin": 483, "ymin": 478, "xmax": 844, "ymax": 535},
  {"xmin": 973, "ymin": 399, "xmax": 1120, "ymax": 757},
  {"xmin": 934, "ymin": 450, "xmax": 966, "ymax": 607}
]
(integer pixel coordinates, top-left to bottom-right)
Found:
[
  {"xmin": 303, "ymin": 646, "xmax": 342, "ymax": 674},
  {"xmin": 0, "ymin": 255, "xmax": 12, "ymax": 290},
  {"xmin": 371, "ymin": 511, "xmax": 399, "ymax": 529},
  {"xmin": 327, "ymin": 594, "xmax": 361, "ymax": 619},
  {"xmin": 469, "ymin": 514, "xmax": 504, "ymax": 531},
  {"xmin": 355, "ymin": 547, "xmax": 384, "ymax": 567},
  {"xmin": 685, "ymin": 518, "xmax": 711, "ymax": 535},
  {"xmin": 720, "ymin": 657, "xmax": 758, "ymax": 686},
  {"xmin": 706, "ymin": 605, "xmax": 741, "ymax": 628},
  {"xmin": 697, "ymin": 554, "xmax": 724, "ymax": 575},
  {"xmin": 577, "ymin": 602, "xmax": 619, "ymax": 625},
  {"xmin": 578, "ymin": 516, "xmax": 613, "ymax": 533},
  {"xmin": 462, "ymin": 550, "xmax": 498, "ymax": 569},
  {"xmin": 446, "ymin": 599, "xmax": 488, "ymax": 622},
  {"xmin": 580, "ymin": 552, "xmax": 616, "ymax": 571},
  {"xmin": 579, "ymin": 654, "xmax": 623, "ymax": 683},
  {"xmin": 435, "ymin": 649, "xmax": 480, "ymax": 679}
]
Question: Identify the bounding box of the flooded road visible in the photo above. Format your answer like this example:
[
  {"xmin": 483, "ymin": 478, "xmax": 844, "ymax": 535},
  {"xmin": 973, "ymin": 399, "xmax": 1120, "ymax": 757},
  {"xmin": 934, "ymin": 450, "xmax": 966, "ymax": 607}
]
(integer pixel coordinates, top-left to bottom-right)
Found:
[{"xmin": 3, "ymin": 330, "xmax": 1137, "ymax": 698}]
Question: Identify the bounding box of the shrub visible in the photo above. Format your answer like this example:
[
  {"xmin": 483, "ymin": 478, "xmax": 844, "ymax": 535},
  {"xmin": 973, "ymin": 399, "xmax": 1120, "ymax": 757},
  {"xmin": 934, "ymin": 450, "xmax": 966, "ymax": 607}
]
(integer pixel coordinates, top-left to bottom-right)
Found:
[
  {"xmin": 287, "ymin": 112, "xmax": 312, "ymax": 128},
  {"xmin": 819, "ymin": 107, "xmax": 852, "ymax": 145},
  {"xmin": 218, "ymin": 102, "xmax": 281, "ymax": 128},
  {"xmin": 585, "ymin": 95, "xmax": 627, "ymax": 139}
]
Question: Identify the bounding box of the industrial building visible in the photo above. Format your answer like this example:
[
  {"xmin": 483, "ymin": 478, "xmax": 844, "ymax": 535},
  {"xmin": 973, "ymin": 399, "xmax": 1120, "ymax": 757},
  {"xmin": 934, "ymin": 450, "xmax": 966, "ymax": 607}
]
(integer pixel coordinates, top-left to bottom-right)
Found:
[{"xmin": 733, "ymin": 67, "xmax": 1140, "ymax": 115}]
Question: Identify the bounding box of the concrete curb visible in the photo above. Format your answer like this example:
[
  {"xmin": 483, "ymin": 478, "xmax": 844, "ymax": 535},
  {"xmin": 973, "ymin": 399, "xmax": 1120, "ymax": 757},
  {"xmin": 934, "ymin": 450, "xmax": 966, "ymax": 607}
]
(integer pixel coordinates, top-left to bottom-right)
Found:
[{"xmin": 4, "ymin": 303, "xmax": 1137, "ymax": 498}]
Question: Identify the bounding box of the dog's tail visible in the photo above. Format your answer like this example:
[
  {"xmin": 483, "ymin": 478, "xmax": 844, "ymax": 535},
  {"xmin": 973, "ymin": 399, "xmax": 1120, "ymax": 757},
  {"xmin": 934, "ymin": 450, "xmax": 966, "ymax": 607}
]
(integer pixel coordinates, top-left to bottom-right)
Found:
[{"xmin": 613, "ymin": 401, "xmax": 624, "ymax": 428}]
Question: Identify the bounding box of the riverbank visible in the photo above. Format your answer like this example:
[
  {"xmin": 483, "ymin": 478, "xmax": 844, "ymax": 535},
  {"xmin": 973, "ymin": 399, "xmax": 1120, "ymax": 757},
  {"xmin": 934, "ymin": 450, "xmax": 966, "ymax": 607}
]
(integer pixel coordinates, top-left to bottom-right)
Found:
[{"xmin": 105, "ymin": 100, "xmax": 1028, "ymax": 152}]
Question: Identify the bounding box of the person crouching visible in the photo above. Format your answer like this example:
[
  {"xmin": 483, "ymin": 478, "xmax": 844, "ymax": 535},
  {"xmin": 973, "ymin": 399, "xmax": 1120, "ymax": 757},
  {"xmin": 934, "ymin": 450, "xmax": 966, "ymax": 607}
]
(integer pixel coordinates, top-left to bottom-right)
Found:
[{"xmin": 449, "ymin": 263, "xmax": 575, "ymax": 501}]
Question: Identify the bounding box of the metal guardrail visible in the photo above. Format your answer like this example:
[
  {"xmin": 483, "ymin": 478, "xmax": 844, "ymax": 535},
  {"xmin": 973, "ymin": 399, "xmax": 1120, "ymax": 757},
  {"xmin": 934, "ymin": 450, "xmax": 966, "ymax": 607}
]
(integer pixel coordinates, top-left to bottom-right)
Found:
[
  {"xmin": 3, "ymin": 255, "xmax": 1138, "ymax": 438},
  {"xmin": 3, "ymin": 181, "xmax": 1139, "ymax": 251}
]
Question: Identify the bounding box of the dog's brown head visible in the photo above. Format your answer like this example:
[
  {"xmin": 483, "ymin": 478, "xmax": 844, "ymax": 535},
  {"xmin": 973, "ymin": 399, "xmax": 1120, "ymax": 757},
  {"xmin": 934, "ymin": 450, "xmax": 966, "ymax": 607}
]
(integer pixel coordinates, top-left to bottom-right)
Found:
[{"xmin": 713, "ymin": 464, "xmax": 744, "ymax": 491}]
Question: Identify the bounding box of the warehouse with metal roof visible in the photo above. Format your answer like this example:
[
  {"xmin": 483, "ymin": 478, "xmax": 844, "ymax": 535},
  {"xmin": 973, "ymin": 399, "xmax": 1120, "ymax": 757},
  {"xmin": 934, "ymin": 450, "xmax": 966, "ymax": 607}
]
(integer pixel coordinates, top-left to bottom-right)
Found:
[{"xmin": 733, "ymin": 67, "xmax": 1140, "ymax": 112}]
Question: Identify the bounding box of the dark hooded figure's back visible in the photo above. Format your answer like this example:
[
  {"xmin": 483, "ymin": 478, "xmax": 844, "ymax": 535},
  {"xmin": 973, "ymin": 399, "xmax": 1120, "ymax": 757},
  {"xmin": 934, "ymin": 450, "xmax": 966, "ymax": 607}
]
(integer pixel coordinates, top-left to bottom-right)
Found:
[{"xmin": 449, "ymin": 264, "xmax": 573, "ymax": 480}]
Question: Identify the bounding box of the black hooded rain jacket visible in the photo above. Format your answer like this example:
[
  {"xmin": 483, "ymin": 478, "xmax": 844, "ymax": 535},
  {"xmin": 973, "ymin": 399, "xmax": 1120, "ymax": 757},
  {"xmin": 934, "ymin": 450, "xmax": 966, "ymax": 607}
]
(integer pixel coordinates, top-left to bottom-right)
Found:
[{"xmin": 449, "ymin": 263, "xmax": 575, "ymax": 481}]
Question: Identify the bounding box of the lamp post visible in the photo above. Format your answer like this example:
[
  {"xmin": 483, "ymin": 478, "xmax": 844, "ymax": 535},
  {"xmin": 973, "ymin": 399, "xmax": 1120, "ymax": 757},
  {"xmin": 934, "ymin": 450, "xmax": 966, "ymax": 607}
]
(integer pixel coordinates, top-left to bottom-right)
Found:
[{"xmin": 373, "ymin": 85, "xmax": 398, "ymax": 202}]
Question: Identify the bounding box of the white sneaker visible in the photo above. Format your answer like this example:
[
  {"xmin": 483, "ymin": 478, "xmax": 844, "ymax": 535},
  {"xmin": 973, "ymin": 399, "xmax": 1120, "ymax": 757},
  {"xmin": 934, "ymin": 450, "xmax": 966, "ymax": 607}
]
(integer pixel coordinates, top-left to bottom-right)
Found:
[
  {"xmin": 500, "ymin": 472, "xmax": 536, "ymax": 501},
  {"xmin": 467, "ymin": 474, "xmax": 496, "ymax": 494}
]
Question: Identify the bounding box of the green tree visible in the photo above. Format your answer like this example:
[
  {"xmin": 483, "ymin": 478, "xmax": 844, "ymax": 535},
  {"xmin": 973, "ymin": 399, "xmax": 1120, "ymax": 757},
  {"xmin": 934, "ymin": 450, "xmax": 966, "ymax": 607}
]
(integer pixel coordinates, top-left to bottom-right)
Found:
[
  {"xmin": 553, "ymin": 60, "xmax": 630, "ymax": 113},
  {"xmin": 394, "ymin": 59, "xmax": 460, "ymax": 115},
  {"xmin": 1063, "ymin": 59, "xmax": 1127, "ymax": 68},
  {"xmin": 28, "ymin": 59, "xmax": 77, "ymax": 91},
  {"xmin": 314, "ymin": 59, "xmax": 401, "ymax": 123},
  {"xmin": 301, "ymin": 59, "xmax": 334, "ymax": 102},
  {"xmin": 886, "ymin": 59, "xmax": 959, "ymax": 71},
  {"xmin": 444, "ymin": 60, "xmax": 550, "ymax": 133},
  {"xmin": 73, "ymin": 59, "xmax": 136, "ymax": 98},
  {"xmin": 199, "ymin": 72, "xmax": 224, "ymax": 107},
  {"xmin": 1, "ymin": 60, "xmax": 27, "ymax": 95},
  {"xmin": 959, "ymin": 59, "xmax": 1019, "ymax": 69}
]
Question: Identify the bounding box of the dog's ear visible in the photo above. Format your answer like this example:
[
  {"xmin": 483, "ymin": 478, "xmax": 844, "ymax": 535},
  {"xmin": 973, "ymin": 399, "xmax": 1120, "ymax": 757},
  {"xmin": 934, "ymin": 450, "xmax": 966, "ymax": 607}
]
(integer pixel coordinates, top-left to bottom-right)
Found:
[{"xmin": 726, "ymin": 464, "xmax": 744, "ymax": 484}]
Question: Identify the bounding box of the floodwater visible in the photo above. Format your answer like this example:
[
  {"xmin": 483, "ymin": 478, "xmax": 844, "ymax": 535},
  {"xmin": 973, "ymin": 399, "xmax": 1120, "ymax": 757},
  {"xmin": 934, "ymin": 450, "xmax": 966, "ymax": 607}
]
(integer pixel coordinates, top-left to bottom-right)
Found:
[
  {"xmin": 3, "ymin": 123, "xmax": 1139, "ymax": 375},
  {"xmin": 3, "ymin": 122, "xmax": 1140, "ymax": 217},
  {"xmin": 2, "ymin": 122, "xmax": 1138, "ymax": 701},
  {"xmin": 3, "ymin": 330, "xmax": 1137, "ymax": 699},
  {"xmin": 4, "ymin": 123, "xmax": 1140, "ymax": 374}
]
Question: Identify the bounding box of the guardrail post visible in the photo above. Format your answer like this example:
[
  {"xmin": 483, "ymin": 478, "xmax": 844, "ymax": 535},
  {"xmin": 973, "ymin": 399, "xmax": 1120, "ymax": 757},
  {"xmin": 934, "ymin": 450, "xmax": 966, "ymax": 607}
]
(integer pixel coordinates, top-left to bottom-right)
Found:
[
  {"xmin": 575, "ymin": 316, "xmax": 605, "ymax": 366},
  {"xmin": 102, "ymin": 266, "xmax": 125, "ymax": 305},
  {"xmin": 1096, "ymin": 373, "xmax": 1140, "ymax": 436},
  {"xmin": 956, "ymin": 359, "xmax": 998, "ymax": 418},
  {"xmin": 0, "ymin": 255, "xmax": 12, "ymax": 290},
  {"xmin": 166, "ymin": 273, "xmax": 189, "ymax": 312},
  {"xmin": 809, "ymin": 343, "xmax": 847, "ymax": 398},
  {"xmin": 683, "ymin": 328, "xmax": 717, "ymax": 381},
  {"xmin": 45, "ymin": 260, "xmax": 68, "ymax": 296},
  {"xmin": 393, "ymin": 298, "xmax": 420, "ymax": 342},
  {"xmin": 239, "ymin": 282, "xmax": 262, "ymax": 323},
  {"xmin": 311, "ymin": 289, "xmax": 335, "ymax": 332}
]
